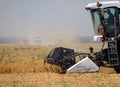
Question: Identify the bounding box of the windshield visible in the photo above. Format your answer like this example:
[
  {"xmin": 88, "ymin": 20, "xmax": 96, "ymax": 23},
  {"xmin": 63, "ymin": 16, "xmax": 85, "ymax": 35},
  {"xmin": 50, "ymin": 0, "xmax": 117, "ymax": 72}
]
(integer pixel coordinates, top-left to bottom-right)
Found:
[{"xmin": 91, "ymin": 7, "xmax": 119, "ymax": 37}]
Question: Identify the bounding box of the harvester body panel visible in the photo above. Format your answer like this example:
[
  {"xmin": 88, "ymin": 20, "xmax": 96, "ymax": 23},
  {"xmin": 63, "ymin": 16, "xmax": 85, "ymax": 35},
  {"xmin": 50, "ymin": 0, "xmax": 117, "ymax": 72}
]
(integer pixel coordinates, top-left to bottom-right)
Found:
[{"xmin": 67, "ymin": 57, "xmax": 99, "ymax": 73}]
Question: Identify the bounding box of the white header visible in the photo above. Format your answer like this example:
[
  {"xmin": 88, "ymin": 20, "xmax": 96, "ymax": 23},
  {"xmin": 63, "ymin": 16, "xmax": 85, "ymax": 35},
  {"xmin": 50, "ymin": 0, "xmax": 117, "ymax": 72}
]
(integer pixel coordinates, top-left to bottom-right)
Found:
[
  {"xmin": 67, "ymin": 57, "xmax": 99, "ymax": 73},
  {"xmin": 85, "ymin": 1, "xmax": 120, "ymax": 9}
]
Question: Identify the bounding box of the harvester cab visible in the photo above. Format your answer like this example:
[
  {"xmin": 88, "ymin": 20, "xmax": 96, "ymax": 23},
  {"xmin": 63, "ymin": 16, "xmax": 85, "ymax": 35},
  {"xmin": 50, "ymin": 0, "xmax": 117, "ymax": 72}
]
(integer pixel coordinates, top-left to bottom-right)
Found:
[
  {"xmin": 85, "ymin": 1, "xmax": 120, "ymax": 67},
  {"xmin": 86, "ymin": 1, "xmax": 120, "ymax": 40}
]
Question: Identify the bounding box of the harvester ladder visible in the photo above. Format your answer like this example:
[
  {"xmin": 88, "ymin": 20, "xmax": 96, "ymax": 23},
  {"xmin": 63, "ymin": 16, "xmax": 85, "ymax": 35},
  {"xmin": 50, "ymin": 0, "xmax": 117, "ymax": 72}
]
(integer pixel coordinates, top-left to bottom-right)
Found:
[{"xmin": 108, "ymin": 40, "xmax": 119, "ymax": 66}]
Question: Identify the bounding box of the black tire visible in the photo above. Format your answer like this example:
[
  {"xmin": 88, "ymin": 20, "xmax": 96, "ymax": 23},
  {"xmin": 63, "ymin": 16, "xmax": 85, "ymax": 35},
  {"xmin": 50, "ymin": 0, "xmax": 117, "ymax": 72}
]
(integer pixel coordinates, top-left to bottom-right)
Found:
[{"xmin": 114, "ymin": 66, "xmax": 120, "ymax": 73}]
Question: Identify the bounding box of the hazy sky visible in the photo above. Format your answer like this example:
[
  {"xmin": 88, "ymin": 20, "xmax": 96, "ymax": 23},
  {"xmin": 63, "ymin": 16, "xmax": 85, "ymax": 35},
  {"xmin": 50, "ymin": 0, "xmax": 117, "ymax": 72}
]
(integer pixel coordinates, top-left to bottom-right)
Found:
[{"xmin": 0, "ymin": 0, "xmax": 114, "ymax": 44}]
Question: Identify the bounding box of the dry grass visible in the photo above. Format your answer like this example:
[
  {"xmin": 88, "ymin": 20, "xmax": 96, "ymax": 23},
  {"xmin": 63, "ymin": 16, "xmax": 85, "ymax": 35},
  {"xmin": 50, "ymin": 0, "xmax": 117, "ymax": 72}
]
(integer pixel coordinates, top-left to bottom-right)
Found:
[
  {"xmin": 0, "ymin": 44, "xmax": 119, "ymax": 87},
  {"xmin": 0, "ymin": 73, "xmax": 120, "ymax": 87},
  {"xmin": 0, "ymin": 44, "xmax": 61, "ymax": 73},
  {"xmin": 0, "ymin": 44, "xmax": 107, "ymax": 73}
]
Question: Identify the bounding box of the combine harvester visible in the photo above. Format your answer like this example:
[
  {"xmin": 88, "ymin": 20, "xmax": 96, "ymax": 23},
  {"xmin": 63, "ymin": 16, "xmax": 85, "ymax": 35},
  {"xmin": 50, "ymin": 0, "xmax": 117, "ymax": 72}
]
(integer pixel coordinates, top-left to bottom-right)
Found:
[{"xmin": 45, "ymin": 1, "xmax": 120, "ymax": 73}]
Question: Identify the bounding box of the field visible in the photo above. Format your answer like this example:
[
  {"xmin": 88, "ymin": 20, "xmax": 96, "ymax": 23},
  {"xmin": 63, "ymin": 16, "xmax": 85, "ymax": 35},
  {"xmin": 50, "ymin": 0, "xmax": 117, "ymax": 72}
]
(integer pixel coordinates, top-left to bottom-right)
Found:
[{"xmin": 0, "ymin": 44, "xmax": 120, "ymax": 87}]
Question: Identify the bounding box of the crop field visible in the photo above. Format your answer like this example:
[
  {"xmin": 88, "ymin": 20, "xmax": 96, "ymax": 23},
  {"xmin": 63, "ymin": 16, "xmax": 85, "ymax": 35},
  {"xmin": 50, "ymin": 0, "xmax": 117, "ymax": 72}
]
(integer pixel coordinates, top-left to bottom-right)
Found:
[{"xmin": 0, "ymin": 44, "xmax": 120, "ymax": 87}]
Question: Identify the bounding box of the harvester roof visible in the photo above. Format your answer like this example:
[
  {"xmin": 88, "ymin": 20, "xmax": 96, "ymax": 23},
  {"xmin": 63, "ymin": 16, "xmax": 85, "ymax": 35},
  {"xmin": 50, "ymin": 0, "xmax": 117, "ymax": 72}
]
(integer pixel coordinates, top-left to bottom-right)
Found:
[{"xmin": 85, "ymin": 1, "xmax": 120, "ymax": 10}]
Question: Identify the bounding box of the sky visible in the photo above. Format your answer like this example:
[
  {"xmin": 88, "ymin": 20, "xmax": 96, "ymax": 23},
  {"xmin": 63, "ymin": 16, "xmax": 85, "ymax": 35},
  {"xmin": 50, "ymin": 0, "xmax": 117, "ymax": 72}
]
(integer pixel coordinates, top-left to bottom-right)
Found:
[{"xmin": 0, "ymin": 0, "xmax": 115, "ymax": 45}]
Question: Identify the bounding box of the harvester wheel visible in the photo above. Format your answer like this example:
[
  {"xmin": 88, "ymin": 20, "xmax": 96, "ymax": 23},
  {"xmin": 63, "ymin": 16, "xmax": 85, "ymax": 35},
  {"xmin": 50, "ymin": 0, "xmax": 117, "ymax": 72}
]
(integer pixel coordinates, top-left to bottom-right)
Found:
[{"xmin": 114, "ymin": 66, "xmax": 120, "ymax": 73}]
